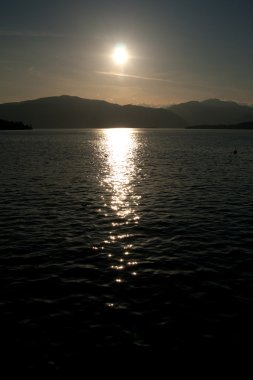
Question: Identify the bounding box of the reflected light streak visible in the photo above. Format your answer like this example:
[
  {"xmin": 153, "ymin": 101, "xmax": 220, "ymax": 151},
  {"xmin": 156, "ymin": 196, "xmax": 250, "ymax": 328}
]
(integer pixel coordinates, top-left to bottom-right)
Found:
[
  {"xmin": 101, "ymin": 128, "xmax": 140, "ymax": 286},
  {"xmin": 103, "ymin": 128, "xmax": 136, "ymax": 219}
]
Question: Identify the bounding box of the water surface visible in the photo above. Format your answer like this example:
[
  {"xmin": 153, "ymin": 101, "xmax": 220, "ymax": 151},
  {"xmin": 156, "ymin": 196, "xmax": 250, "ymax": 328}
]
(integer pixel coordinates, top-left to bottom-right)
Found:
[{"xmin": 1, "ymin": 128, "xmax": 253, "ymax": 369}]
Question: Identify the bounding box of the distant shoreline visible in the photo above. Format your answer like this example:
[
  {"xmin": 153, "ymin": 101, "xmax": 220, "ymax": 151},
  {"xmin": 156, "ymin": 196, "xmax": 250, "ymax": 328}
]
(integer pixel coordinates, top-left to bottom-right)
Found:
[{"xmin": 186, "ymin": 121, "xmax": 253, "ymax": 130}]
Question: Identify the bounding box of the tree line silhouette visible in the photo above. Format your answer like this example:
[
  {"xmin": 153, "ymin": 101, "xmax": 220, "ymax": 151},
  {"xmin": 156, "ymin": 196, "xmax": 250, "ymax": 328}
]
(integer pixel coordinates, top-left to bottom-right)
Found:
[{"xmin": 0, "ymin": 119, "xmax": 32, "ymax": 130}]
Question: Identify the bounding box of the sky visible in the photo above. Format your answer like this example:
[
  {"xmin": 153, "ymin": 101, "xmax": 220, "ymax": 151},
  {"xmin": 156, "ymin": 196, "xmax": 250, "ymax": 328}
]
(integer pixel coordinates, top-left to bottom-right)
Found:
[{"xmin": 1, "ymin": 0, "xmax": 253, "ymax": 106}]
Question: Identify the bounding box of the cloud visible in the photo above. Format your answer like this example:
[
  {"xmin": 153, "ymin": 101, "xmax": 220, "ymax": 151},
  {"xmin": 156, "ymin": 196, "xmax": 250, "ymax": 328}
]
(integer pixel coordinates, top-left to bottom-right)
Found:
[
  {"xmin": 96, "ymin": 71, "xmax": 174, "ymax": 83},
  {"xmin": 97, "ymin": 70, "xmax": 241, "ymax": 96}
]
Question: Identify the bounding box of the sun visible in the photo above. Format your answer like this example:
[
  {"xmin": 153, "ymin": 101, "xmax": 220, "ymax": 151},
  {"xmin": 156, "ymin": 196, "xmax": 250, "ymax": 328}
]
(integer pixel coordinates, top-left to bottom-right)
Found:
[{"xmin": 112, "ymin": 44, "xmax": 129, "ymax": 65}]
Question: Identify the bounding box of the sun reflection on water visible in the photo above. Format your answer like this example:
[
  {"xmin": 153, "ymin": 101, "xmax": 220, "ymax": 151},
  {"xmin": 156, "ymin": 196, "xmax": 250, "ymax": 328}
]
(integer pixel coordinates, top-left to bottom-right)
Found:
[
  {"xmin": 103, "ymin": 128, "xmax": 137, "ymax": 218},
  {"xmin": 103, "ymin": 129, "xmax": 137, "ymax": 212},
  {"xmin": 101, "ymin": 128, "xmax": 140, "ymax": 286}
]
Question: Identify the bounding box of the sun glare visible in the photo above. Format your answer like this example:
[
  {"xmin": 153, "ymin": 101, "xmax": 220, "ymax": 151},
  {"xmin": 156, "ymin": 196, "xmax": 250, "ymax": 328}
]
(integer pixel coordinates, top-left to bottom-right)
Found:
[{"xmin": 112, "ymin": 44, "xmax": 128, "ymax": 65}]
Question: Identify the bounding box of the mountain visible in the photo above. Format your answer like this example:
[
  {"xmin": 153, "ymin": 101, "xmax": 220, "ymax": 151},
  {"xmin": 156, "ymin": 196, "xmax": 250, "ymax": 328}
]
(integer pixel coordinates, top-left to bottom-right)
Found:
[
  {"xmin": 169, "ymin": 99, "xmax": 253, "ymax": 126},
  {"xmin": 0, "ymin": 95, "xmax": 186, "ymax": 129}
]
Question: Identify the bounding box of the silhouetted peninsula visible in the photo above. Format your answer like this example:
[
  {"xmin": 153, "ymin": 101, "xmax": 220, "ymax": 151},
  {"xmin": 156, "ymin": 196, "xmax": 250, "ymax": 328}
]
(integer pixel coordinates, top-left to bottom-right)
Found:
[
  {"xmin": 0, "ymin": 96, "xmax": 186, "ymax": 129},
  {"xmin": 187, "ymin": 121, "xmax": 253, "ymax": 129},
  {"xmin": 0, "ymin": 119, "xmax": 32, "ymax": 130}
]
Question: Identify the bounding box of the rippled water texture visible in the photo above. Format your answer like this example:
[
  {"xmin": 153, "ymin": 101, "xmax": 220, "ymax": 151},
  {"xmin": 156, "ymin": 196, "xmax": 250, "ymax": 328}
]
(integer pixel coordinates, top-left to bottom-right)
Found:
[{"xmin": 1, "ymin": 128, "xmax": 253, "ymax": 369}]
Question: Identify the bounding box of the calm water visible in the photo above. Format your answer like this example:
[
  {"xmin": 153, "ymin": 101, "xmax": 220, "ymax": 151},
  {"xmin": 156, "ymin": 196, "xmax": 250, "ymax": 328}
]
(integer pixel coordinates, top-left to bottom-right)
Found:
[{"xmin": 1, "ymin": 128, "xmax": 253, "ymax": 369}]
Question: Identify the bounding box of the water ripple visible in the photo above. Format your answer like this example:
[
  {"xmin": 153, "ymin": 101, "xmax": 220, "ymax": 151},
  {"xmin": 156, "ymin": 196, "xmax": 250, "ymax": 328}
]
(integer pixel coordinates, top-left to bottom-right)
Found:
[{"xmin": 1, "ymin": 129, "xmax": 253, "ymax": 368}]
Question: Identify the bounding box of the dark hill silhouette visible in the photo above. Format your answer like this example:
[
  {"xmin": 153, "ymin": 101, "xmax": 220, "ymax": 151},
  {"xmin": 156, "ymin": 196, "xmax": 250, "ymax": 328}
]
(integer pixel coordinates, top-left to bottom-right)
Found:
[
  {"xmin": 0, "ymin": 118, "xmax": 32, "ymax": 130},
  {"xmin": 169, "ymin": 99, "xmax": 253, "ymax": 126},
  {"xmin": 186, "ymin": 121, "xmax": 253, "ymax": 129},
  {"xmin": 0, "ymin": 96, "xmax": 186, "ymax": 129}
]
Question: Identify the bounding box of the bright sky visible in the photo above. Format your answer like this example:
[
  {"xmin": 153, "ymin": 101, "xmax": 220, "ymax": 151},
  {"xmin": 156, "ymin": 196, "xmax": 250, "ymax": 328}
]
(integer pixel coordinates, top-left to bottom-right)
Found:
[{"xmin": 1, "ymin": 0, "xmax": 253, "ymax": 105}]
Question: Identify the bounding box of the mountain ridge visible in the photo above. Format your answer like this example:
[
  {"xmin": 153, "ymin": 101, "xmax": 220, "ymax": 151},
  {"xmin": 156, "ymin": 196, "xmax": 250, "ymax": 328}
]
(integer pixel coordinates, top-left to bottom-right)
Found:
[
  {"xmin": 1, "ymin": 96, "xmax": 253, "ymax": 129},
  {"xmin": 0, "ymin": 95, "xmax": 186, "ymax": 129},
  {"xmin": 168, "ymin": 98, "xmax": 253, "ymax": 125}
]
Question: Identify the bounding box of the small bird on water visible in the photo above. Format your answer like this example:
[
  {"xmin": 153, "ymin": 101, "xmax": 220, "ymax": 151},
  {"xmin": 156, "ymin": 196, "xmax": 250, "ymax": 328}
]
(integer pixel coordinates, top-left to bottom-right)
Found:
[{"xmin": 233, "ymin": 146, "xmax": 237, "ymax": 154}]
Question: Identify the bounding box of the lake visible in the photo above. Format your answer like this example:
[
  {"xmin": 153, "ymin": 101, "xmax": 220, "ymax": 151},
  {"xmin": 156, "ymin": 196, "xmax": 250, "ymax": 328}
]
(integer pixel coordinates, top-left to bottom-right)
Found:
[{"xmin": 1, "ymin": 128, "xmax": 253, "ymax": 370}]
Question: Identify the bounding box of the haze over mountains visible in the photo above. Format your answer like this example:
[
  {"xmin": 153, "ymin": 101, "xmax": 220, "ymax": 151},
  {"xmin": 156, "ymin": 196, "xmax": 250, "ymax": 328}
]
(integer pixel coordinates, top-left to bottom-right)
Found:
[{"xmin": 0, "ymin": 96, "xmax": 253, "ymax": 129}]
